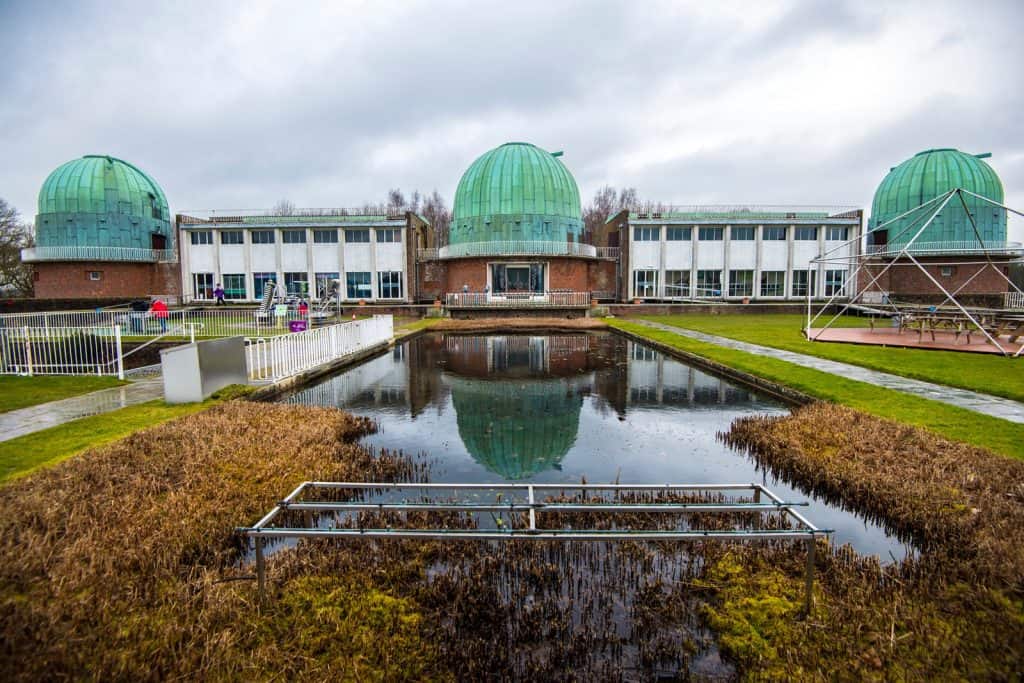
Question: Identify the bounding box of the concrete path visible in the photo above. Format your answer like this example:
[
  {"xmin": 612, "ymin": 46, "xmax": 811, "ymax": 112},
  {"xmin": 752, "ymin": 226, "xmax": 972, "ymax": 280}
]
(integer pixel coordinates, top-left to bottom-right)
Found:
[
  {"xmin": 0, "ymin": 379, "xmax": 165, "ymax": 442},
  {"xmin": 633, "ymin": 319, "xmax": 1024, "ymax": 424}
]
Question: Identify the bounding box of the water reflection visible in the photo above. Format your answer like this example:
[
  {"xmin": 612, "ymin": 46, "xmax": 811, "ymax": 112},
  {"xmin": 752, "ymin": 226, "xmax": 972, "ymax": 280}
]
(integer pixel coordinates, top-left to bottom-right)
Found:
[{"xmin": 284, "ymin": 332, "xmax": 912, "ymax": 560}]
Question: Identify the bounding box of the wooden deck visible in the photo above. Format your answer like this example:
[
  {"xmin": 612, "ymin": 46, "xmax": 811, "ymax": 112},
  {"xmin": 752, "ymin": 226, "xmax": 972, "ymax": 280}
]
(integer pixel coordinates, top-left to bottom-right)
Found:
[{"xmin": 805, "ymin": 327, "xmax": 1023, "ymax": 355}]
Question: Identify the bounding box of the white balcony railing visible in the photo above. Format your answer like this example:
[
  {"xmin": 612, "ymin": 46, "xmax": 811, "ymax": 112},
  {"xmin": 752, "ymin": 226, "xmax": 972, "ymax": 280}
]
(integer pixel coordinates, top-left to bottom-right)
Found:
[
  {"xmin": 439, "ymin": 241, "xmax": 597, "ymax": 259},
  {"xmin": 21, "ymin": 246, "xmax": 178, "ymax": 263},
  {"xmin": 445, "ymin": 291, "xmax": 591, "ymax": 307},
  {"xmin": 865, "ymin": 240, "xmax": 1024, "ymax": 256}
]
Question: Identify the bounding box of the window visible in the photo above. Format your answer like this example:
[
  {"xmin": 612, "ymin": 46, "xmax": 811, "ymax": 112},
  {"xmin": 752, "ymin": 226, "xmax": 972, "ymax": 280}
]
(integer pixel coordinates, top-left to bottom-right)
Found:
[
  {"xmin": 633, "ymin": 270, "xmax": 658, "ymax": 298},
  {"xmin": 940, "ymin": 266, "xmax": 956, "ymax": 277},
  {"xmin": 792, "ymin": 270, "xmax": 816, "ymax": 297},
  {"xmin": 826, "ymin": 227, "xmax": 849, "ymax": 241},
  {"xmin": 193, "ymin": 273, "xmax": 214, "ymax": 300},
  {"xmin": 251, "ymin": 230, "xmax": 275, "ymax": 244},
  {"xmin": 345, "ymin": 229, "xmax": 370, "ymax": 243},
  {"xmin": 760, "ymin": 271, "xmax": 785, "ymax": 297},
  {"xmin": 283, "ymin": 272, "xmax": 309, "ymax": 296},
  {"xmin": 190, "ymin": 231, "xmax": 213, "ymax": 245},
  {"xmin": 666, "ymin": 227, "xmax": 691, "ymax": 241},
  {"xmin": 378, "ymin": 271, "xmax": 403, "ymax": 298},
  {"xmin": 346, "ymin": 272, "xmax": 372, "ymax": 299},
  {"xmin": 220, "ymin": 230, "xmax": 244, "ymax": 245},
  {"xmin": 731, "ymin": 226, "xmax": 755, "ymax": 241},
  {"xmin": 313, "ymin": 229, "xmax": 338, "ymax": 244},
  {"xmin": 665, "ymin": 270, "xmax": 690, "ymax": 298},
  {"xmin": 490, "ymin": 263, "xmax": 545, "ymax": 293},
  {"xmin": 88, "ymin": 271, "xmax": 102, "ymax": 281},
  {"xmin": 698, "ymin": 227, "xmax": 723, "ymax": 241},
  {"xmin": 695, "ymin": 270, "xmax": 722, "ymax": 296},
  {"xmin": 315, "ymin": 272, "xmax": 340, "ymax": 299},
  {"xmin": 253, "ymin": 272, "xmax": 275, "ymax": 299},
  {"xmin": 376, "ymin": 228, "xmax": 401, "ymax": 243},
  {"xmin": 282, "ymin": 229, "xmax": 306, "ymax": 244},
  {"xmin": 825, "ymin": 269, "xmax": 847, "ymax": 296},
  {"xmin": 762, "ymin": 226, "xmax": 787, "ymax": 240},
  {"xmin": 728, "ymin": 270, "xmax": 754, "ymax": 297},
  {"xmin": 222, "ymin": 274, "xmax": 246, "ymax": 299},
  {"xmin": 633, "ymin": 227, "xmax": 660, "ymax": 241},
  {"xmin": 794, "ymin": 226, "xmax": 818, "ymax": 241}
]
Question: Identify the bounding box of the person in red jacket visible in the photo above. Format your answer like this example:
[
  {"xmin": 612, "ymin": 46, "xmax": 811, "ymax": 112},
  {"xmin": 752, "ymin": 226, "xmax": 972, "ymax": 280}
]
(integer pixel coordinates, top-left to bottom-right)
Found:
[{"xmin": 150, "ymin": 298, "xmax": 169, "ymax": 333}]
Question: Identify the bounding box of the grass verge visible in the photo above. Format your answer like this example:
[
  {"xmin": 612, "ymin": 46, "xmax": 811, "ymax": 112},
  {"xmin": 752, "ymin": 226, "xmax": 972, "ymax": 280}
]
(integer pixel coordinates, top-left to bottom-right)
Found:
[
  {"xmin": 638, "ymin": 313, "xmax": 1024, "ymax": 402},
  {"xmin": 0, "ymin": 375, "xmax": 127, "ymax": 413},
  {"xmin": 609, "ymin": 318, "xmax": 1024, "ymax": 460},
  {"xmin": 0, "ymin": 384, "xmax": 253, "ymax": 483}
]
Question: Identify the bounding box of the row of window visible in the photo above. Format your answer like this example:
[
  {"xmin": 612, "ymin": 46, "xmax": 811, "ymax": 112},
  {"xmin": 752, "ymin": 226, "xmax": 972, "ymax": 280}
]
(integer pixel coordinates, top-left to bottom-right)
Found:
[
  {"xmin": 632, "ymin": 226, "xmax": 849, "ymax": 242},
  {"xmin": 632, "ymin": 269, "xmax": 847, "ymax": 298},
  {"xmin": 192, "ymin": 271, "xmax": 404, "ymax": 300},
  {"xmin": 189, "ymin": 228, "xmax": 402, "ymax": 245}
]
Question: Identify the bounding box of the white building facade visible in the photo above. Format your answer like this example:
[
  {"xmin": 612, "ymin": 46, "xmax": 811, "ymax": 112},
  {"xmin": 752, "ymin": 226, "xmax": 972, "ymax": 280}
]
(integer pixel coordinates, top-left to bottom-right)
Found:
[
  {"xmin": 177, "ymin": 212, "xmax": 418, "ymax": 303},
  {"xmin": 623, "ymin": 207, "xmax": 862, "ymax": 302}
]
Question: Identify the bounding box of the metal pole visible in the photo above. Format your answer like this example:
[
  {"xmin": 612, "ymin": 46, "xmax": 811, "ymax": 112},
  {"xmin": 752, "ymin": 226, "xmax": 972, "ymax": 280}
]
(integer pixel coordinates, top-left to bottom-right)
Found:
[
  {"xmin": 115, "ymin": 325, "xmax": 124, "ymax": 380},
  {"xmin": 804, "ymin": 536, "xmax": 816, "ymax": 614},
  {"xmin": 24, "ymin": 326, "xmax": 32, "ymax": 377},
  {"xmin": 255, "ymin": 536, "xmax": 266, "ymax": 604}
]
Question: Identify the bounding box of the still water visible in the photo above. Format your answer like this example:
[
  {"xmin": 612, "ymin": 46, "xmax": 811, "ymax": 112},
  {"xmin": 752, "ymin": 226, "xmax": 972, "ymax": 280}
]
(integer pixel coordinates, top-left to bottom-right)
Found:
[{"xmin": 283, "ymin": 331, "xmax": 910, "ymax": 561}]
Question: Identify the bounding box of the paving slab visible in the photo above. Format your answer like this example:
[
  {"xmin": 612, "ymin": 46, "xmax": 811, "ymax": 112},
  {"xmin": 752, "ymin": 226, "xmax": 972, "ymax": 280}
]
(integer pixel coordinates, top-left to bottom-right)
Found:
[
  {"xmin": 0, "ymin": 379, "xmax": 165, "ymax": 442},
  {"xmin": 633, "ymin": 319, "xmax": 1024, "ymax": 424}
]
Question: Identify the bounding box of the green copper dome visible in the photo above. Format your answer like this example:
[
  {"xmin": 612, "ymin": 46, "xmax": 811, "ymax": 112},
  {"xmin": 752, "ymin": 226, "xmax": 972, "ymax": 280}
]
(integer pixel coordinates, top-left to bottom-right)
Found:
[
  {"xmin": 450, "ymin": 142, "xmax": 583, "ymax": 247},
  {"xmin": 35, "ymin": 155, "xmax": 173, "ymax": 254},
  {"xmin": 869, "ymin": 148, "xmax": 1005, "ymax": 251},
  {"xmin": 449, "ymin": 376, "xmax": 583, "ymax": 480}
]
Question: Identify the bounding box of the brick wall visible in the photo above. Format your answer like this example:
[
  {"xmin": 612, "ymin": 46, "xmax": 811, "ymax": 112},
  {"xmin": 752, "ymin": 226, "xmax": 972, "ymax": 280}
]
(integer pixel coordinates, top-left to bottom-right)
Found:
[
  {"xmin": 33, "ymin": 262, "xmax": 183, "ymax": 300},
  {"xmin": 860, "ymin": 257, "xmax": 1011, "ymax": 301}
]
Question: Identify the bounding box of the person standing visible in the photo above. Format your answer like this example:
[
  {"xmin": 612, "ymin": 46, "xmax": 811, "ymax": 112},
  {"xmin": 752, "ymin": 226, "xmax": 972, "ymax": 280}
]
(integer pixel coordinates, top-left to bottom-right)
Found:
[
  {"xmin": 213, "ymin": 283, "xmax": 225, "ymax": 305},
  {"xmin": 150, "ymin": 298, "xmax": 169, "ymax": 333}
]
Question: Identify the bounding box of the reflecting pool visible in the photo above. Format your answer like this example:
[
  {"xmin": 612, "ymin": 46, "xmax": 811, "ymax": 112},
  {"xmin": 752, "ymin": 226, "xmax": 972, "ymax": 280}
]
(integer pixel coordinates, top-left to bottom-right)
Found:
[{"xmin": 283, "ymin": 331, "xmax": 911, "ymax": 561}]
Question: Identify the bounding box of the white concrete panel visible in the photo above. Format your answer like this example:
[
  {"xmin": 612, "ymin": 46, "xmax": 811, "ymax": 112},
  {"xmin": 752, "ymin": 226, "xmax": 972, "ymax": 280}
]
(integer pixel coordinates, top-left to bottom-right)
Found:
[
  {"xmin": 632, "ymin": 242, "xmax": 660, "ymax": 270},
  {"xmin": 189, "ymin": 245, "xmax": 215, "ymax": 271},
  {"xmin": 312, "ymin": 245, "xmax": 340, "ymax": 271},
  {"xmin": 220, "ymin": 246, "xmax": 244, "ymax": 272},
  {"xmin": 376, "ymin": 243, "xmax": 404, "ymax": 271},
  {"xmin": 762, "ymin": 243, "xmax": 788, "ymax": 270},
  {"xmin": 251, "ymin": 245, "xmax": 277, "ymax": 271},
  {"xmin": 281, "ymin": 244, "xmax": 307, "ymax": 271},
  {"xmin": 729, "ymin": 242, "xmax": 757, "ymax": 268},
  {"xmin": 344, "ymin": 245, "xmax": 373, "ymax": 272},
  {"xmin": 793, "ymin": 243, "xmax": 820, "ymax": 270},
  {"xmin": 696, "ymin": 241, "xmax": 725, "ymax": 269},
  {"xmin": 664, "ymin": 243, "xmax": 693, "ymax": 269}
]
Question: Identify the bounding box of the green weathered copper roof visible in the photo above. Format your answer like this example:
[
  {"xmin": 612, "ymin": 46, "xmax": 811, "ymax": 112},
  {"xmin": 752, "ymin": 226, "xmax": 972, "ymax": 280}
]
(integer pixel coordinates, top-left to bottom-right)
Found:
[
  {"xmin": 450, "ymin": 142, "xmax": 583, "ymax": 246},
  {"xmin": 35, "ymin": 155, "xmax": 173, "ymax": 252},
  {"xmin": 449, "ymin": 376, "xmax": 582, "ymax": 480},
  {"xmin": 869, "ymin": 148, "xmax": 1005, "ymax": 250}
]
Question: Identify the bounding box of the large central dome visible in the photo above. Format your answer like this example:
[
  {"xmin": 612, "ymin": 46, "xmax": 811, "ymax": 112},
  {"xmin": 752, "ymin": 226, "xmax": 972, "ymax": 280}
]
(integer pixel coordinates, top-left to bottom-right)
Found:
[{"xmin": 450, "ymin": 142, "xmax": 583, "ymax": 247}]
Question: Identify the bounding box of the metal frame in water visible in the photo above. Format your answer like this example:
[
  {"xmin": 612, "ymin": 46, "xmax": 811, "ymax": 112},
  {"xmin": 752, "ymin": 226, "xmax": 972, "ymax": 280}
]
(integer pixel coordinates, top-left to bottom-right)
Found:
[{"xmin": 239, "ymin": 481, "xmax": 832, "ymax": 612}]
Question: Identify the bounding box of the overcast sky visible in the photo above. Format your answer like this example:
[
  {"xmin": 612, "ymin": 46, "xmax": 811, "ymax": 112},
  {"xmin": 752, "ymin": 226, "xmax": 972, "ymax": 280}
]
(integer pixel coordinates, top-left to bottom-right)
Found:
[{"xmin": 1, "ymin": 0, "xmax": 1021, "ymax": 236}]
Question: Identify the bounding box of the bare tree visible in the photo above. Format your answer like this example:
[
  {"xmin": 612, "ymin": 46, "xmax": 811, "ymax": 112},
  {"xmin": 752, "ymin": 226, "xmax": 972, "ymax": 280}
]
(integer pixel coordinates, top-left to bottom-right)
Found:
[
  {"xmin": 582, "ymin": 186, "xmax": 640, "ymax": 235},
  {"xmin": 420, "ymin": 190, "xmax": 451, "ymax": 245},
  {"xmin": 0, "ymin": 198, "xmax": 34, "ymax": 296},
  {"xmin": 271, "ymin": 198, "xmax": 296, "ymax": 216},
  {"xmin": 387, "ymin": 188, "xmax": 406, "ymax": 211}
]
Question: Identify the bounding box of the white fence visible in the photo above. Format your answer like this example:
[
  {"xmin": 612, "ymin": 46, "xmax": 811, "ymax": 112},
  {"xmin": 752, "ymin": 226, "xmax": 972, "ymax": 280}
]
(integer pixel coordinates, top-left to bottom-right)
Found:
[
  {"xmin": 246, "ymin": 315, "xmax": 393, "ymax": 382},
  {"xmin": 0, "ymin": 307, "xmax": 324, "ymax": 339},
  {"xmin": 445, "ymin": 291, "xmax": 591, "ymax": 307},
  {"xmin": 439, "ymin": 240, "xmax": 598, "ymax": 259},
  {"xmin": 0, "ymin": 326, "xmax": 124, "ymax": 378},
  {"xmin": 1004, "ymin": 291, "xmax": 1024, "ymax": 310}
]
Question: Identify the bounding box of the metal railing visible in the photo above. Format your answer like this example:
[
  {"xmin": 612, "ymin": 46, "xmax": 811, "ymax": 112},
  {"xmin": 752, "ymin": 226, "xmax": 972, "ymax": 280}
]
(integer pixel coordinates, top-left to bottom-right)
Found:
[
  {"xmin": 246, "ymin": 314, "xmax": 393, "ymax": 382},
  {"xmin": 865, "ymin": 240, "xmax": 1024, "ymax": 256},
  {"xmin": 178, "ymin": 208, "xmax": 406, "ymax": 225},
  {"xmin": 439, "ymin": 241, "xmax": 598, "ymax": 259},
  {"xmin": 417, "ymin": 247, "xmax": 440, "ymax": 260},
  {"xmin": 628, "ymin": 205, "xmax": 860, "ymax": 221},
  {"xmin": 445, "ymin": 291, "xmax": 591, "ymax": 307},
  {"xmin": 239, "ymin": 481, "xmax": 831, "ymax": 611},
  {"xmin": 1004, "ymin": 292, "xmax": 1024, "ymax": 310},
  {"xmin": 0, "ymin": 325, "xmax": 124, "ymax": 378},
  {"xmin": 596, "ymin": 247, "xmax": 620, "ymax": 259},
  {"xmin": 20, "ymin": 246, "xmax": 178, "ymax": 263}
]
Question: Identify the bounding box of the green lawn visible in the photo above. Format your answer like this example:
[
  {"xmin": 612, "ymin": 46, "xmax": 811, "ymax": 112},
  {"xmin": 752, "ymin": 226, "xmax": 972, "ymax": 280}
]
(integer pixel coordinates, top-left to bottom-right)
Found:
[
  {"xmin": 639, "ymin": 313, "xmax": 1024, "ymax": 403},
  {"xmin": 0, "ymin": 399, "xmax": 217, "ymax": 483},
  {"xmin": 0, "ymin": 375, "xmax": 128, "ymax": 413},
  {"xmin": 609, "ymin": 319, "xmax": 1024, "ymax": 461}
]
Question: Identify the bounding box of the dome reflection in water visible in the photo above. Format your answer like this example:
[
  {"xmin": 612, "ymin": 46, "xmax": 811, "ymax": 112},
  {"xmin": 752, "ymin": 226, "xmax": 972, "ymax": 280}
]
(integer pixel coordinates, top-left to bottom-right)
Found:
[{"xmin": 284, "ymin": 331, "xmax": 911, "ymax": 562}]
